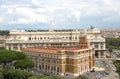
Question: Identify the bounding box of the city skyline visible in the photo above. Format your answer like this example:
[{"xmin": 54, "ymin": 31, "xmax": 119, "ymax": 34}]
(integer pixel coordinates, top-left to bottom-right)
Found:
[{"xmin": 0, "ymin": 0, "xmax": 120, "ymax": 30}]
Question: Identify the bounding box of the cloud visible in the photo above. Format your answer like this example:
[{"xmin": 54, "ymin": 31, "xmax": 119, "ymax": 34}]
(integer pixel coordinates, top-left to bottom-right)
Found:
[
  {"xmin": 7, "ymin": 8, "xmax": 14, "ymax": 14},
  {"xmin": 0, "ymin": 17, "xmax": 3, "ymax": 22},
  {"xmin": 16, "ymin": 7, "xmax": 48, "ymax": 23},
  {"xmin": 0, "ymin": 0, "xmax": 120, "ymax": 29},
  {"xmin": 3, "ymin": 5, "xmax": 49, "ymax": 24},
  {"xmin": 72, "ymin": 11, "xmax": 81, "ymax": 22},
  {"xmin": 32, "ymin": 0, "xmax": 41, "ymax": 6}
]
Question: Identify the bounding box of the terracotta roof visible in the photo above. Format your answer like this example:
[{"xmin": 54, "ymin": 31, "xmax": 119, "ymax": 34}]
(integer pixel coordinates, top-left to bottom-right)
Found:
[
  {"xmin": 23, "ymin": 47, "xmax": 61, "ymax": 55},
  {"xmin": 22, "ymin": 47, "xmax": 89, "ymax": 55}
]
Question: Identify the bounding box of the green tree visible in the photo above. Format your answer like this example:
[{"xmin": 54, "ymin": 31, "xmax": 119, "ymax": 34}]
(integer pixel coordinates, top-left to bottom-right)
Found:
[
  {"xmin": 0, "ymin": 72, "xmax": 4, "ymax": 79},
  {"xmin": 0, "ymin": 49, "xmax": 35, "ymax": 79},
  {"xmin": 3, "ymin": 69, "xmax": 32, "ymax": 79},
  {"xmin": 28, "ymin": 75, "xmax": 40, "ymax": 79},
  {"xmin": 0, "ymin": 50, "xmax": 17, "ymax": 67},
  {"xmin": 0, "ymin": 50, "xmax": 30, "ymax": 68},
  {"xmin": 14, "ymin": 58, "xmax": 34, "ymax": 70},
  {"xmin": 75, "ymin": 75, "xmax": 89, "ymax": 79},
  {"xmin": 14, "ymin": 51, "xmax": 26, "ymax": 60},
  {"xmin": 106, "ymin": 38, "xmax": 120, "ymax": 50}
]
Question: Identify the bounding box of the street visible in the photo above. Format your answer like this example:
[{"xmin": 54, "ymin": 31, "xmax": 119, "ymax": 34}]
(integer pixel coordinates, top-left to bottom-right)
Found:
[{"xmin": 84, "ymin": 58, "xmax": 119, "ymax": 79}]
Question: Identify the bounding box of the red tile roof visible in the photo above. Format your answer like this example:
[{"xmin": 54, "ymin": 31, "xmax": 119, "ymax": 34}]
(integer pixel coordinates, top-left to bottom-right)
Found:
[{"xmin": 22, "ymin": 47, "xmax": 89, "ymax": 55}]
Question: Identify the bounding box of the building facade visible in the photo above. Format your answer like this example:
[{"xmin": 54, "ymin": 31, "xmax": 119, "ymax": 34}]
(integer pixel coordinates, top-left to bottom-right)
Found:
[
  {"xmin": 0, "ymin": 35, "xmax": 6, "ymax": 49},
  {"xmin": 85, "ymin": 27, "xmax": 106, "ymax": 58},
  {"xmin": 5, "ymin": 30, "xmax": 83, "ymax": 51},
  {"xmin": 5, "ymin": 27, "xmax": 106, "ymax": 58},
  {"xmin": 23, "ymin": 37, "xmax": 95, "ymax": 76}
]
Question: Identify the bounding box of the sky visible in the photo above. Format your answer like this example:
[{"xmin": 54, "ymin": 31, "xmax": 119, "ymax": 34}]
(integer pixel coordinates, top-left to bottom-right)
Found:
[{"xmin": 0, "ymin": 0, "xmax": 120, "ymax": 30}]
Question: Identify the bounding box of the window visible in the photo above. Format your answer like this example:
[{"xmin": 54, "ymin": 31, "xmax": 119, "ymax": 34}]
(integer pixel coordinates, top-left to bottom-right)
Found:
[
  {"xmin": 67, "ymin": 60, "xmax": 69, "ymax": 64},
  {"xmin": 40, "ymin": 37, "xmax": 42, "ymax": 40},
  {"xmin": 45, "ymin": 65, "xmax": 47, "ymax": 70},
  {"xmin": 67, "ymin": 68, "xmax": 69, "ymax": 71},
  {"xmin": 42, "ymin": 65, "xmax": 44, "ymax": 69},
  {"xmin": 51, "ymin": 66, "xmax": 53, "ymax": 71},
  {"xmin": 57, "ymin": 61, "xmax": 59, "ymax": 64},
  {"xmin": 101, "ymin": 46, "xmax": 103, "ymax": 49},
  {"xmin": 94, "ymin": 44, "xmax": 99, "ymax": 48},
  {"xmin": 28, "ymin": 37, "xmax": 31, "ymax": 40},
  {"xmin": 57, "ymin": 67, "xmax": 60, "ymax": 72},
  {"xmin": 75, "ymin": 37, "xmax": 77, "ymax": 40},
  {"xmin": 18, "ymin": 37, "xmax": 21, "ymax": 39},
  {"xmin": 9, "ymin": 48, "xmax": 11, "ymax": 50},
  {"xmin": 34, "ymin": 37, "xmax": 36, "ymax": 40},
  {"xmin": 39, "ymin": 65, "xmax": 41, "ymax": 69}
]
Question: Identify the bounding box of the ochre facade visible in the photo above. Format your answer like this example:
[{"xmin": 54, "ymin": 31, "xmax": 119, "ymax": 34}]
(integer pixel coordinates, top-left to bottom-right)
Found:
[{"xmin": 23, "ymin": 37, "xmax": 95, "ymax": 76}]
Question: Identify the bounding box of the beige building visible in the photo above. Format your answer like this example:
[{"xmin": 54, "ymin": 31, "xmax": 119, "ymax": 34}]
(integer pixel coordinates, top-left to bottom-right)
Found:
[
  {"xmin": 5, "ymin": 30, "xmax": 84, "ymax": 50},
  {"xmin": 5, "ymin": 27, "xmax": 106, "ymax": 58},
  {"xmin": 23, "ymin": 37, "xmax": 95, "ymax": 76},
  {"xmin": 86, "ymin": 28, "xmax": 106, "ymax": 58},
  {"xmin": 0, "ymin": 35, "xmax": 6, "ymax": 49}
]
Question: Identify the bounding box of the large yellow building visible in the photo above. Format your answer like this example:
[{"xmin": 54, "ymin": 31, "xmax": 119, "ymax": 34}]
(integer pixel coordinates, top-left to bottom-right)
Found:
[{"xmin": 23, "ymin": 37, "xmax": 95, "ymax": 76}]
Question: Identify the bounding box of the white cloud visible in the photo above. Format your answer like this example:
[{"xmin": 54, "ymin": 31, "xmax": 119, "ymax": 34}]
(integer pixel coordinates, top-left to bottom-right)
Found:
[
  {"xmin": 0, "ymin": 17, "xmax": 3, "ymax": 23},
  {"xmin": 7, "ymin": 8, "xmax": 14, "ymax": 14},
  {"xmin": 17, "ymin": 18, "xmax": 30, "ymax": 24},
  {"xmin": 32, "ymin": 0, "xmax": 41, "ymax": 6},
  {"xmin": 6, "ymin": 6, "xmax": 49, "ymax": 24},
  {"xmin": 0, "ymin": 4, "xmax": 18, "ymax": 8},
  {"xmin": 0, "ymin": 0, "xmax": 120, "ymax": 29},
  {"xmin": 35, "ymin": 7, "xmax": 58, "ymax": 13},
  {"xmin": 72, "ymin": 11, "xmax": 81, "ymax": 22}
]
